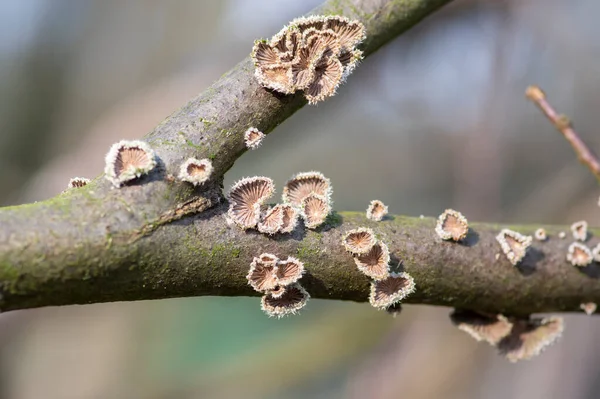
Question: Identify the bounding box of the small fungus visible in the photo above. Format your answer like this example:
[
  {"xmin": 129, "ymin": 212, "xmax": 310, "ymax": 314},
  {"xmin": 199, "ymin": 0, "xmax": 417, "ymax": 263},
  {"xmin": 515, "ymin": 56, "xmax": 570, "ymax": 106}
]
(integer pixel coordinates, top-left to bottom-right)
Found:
[
  {"xmin": 571, "ymin": 220, "xmax": 588, "ymax": 242},
  {"xmin": 178, "ymin": 158, "xmax": 212, "ymax": 186},
  {"xmin": 558, "ymin": 231, "xmax": 566, "ymax": 239},
  {"xmin": 566, "ymin": 242, "xmax": 593, "ymax": 267},
  {"xmin": 435, "ymin": 209, "xmax": 469, "ymax": 242},
  {"xmin": 592, "ymin": 243, "xmax": 600, "ymax": 262},
  {"xmin": 354, "ymin": 241, "xmax": 390, "ymax": 281},
  {"xmin": 580, "ymin": 302, "xmax": 596, "ymax": 315},
  {"xmin": 495, "ymin": 229, "xmax": 532, "ymax": 266},
  {"xmin": 227, "ymin": 176, "xmax": 275, "ymax": 229},
  {"xmin": 450, "ymin": 309, "xmax": 513, "ymax": 346},
  {"xmin": 282, "ymin": 171, "xmax": 331, "ymax": 208},
  {"xmin": 67, "ymin": 177, "xmax": 90, "ymax": 189},
  {"xmin": 104, "ymin": 140, "xmax": 157, "ymax": 187},
  {"xmin": 279, "ymin": 204, "xmax": 299, "ymax": 234},
  {"xmin": 258, "ymin": 204, "xmax": 285, "ymax": 235},
  {"xmin": 369, "ymin": 272, "xmax": 416, "ymax": 310},
  {"xmin": 261, "ymin": 283, "xmax": 310, "ymax": 318},
  {"xmin": 276, "ymin": 256, "xmax": 305, "ymax": 286},
  {"xmin": 342, "ymin": 227, "xmax": 376, "ymax": 255},
  {"xmin": 534, "ymin": 228, "xmax": 548, "ymax": 241},
  {"xmin": 301, "ymin": 193, "xmax": 331, "ymax": 229},
  {"xmin": 246, "ymin": 255, "xmax": 279, "ymax": 292},
  {"xmin": 497, "ymin": 316, "xmax": 564, "ymax": 363},
  {"xmin": 304, "ymin": 56, "xmax": 344, "ymax": 104},
  {"xmin": 366, "ymin": 200, "xmax": 388, "ymax": 222},
  {"xmin": 244, "ymin": 127, "xmax": 265, "ymax": 150}
]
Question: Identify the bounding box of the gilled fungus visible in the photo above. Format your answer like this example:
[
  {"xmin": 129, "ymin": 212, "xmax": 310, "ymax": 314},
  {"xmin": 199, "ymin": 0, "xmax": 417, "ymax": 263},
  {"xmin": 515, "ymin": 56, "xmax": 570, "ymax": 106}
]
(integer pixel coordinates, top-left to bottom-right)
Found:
[
  {"xmin": 366, "ymin": 200, "xmax": 388, "ymax": 222},
  {"xmin": 276, "ymin": 256, "xmax": 305, "ymax": 286},
  {"xmin": 534, "ymin": 228, "xmax": 548, "ymax": 241},
  {"xmin": 497, "ymin": 317, "xmax": 564, "ymax": 363},
  {"xmin": 558, "ymin": 231, "xmax": 566, "ymax": 239},
  {"xmin": 566, "ymin": 242, "xmax": 593, "ymax": 267},
  {"xmin": 342, "ymin": 227, "xmax": 376, "ymax": 255},
  {"xmin": 435, "ymin": 209, "xmax": 469, "ymax": 242},
  {"xmin": 246, "ymin": 254, "xmax": 280, "ymax": 292},
  {"xmin": 178, "ymin": 158, "xmax": 212, "ymax": 186},
  {"xmin": 282, "ymin": 171, "xmax": 332, "ymax": 208},
  {"xmin": 104, "ymin": 140, "xmax": 157, "ymax": 187},
  {"xmin": 369, "ymin": 272, "xmax": 415, "ymax": 310},
  {"xmin": 450, "ymin": 309, "xmax": 513, "ymax": 346},
  {"xmin": 227, "ymin": 176, "xmax": 275, "ymax": 229},
  {"xmin": 261, "ymin": 283, "xmax": 310, "ymax": 318},
  {"xmin": 495, "ymin": 229, "xmax": 532, "ymax": 266},
  {"xmin": 354, "ymin": 241, "xmax": 390, "ymax": 281},
  {"xmin": 279, "ymin": 204, "xmax": 299, "ymax": 233},
  {"xmin": 67, "ymin": 177, "xmax": 90, "ymax": 189},
  {"xmin": 244, "ymin": 127, "xmax": 265, "ymax": 150},
  {"xmin": 258, "ymin": 204, "xmax": 285, "ymax": 235},
  {"xmin": 301, "ymin": 193, "xmax": 331, "ymax": 229},
  {"xmin": 571, "ymin": 220, "xmax": 588, "ymax": 242},
  {"xmin": 251, "ymin": 15, "xmax": 365, "ymax": 104},
  {"xmin": 580, "ymin": 302, "xmax": 597, "ymax": 315}
]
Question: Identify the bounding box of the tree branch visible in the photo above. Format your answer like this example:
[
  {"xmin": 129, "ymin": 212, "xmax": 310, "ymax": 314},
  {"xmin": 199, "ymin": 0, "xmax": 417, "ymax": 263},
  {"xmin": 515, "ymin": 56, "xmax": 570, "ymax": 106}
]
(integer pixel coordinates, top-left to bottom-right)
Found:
[{"xmin": 3, "ymin": 0, "xmax": 597, "ymax": 317}]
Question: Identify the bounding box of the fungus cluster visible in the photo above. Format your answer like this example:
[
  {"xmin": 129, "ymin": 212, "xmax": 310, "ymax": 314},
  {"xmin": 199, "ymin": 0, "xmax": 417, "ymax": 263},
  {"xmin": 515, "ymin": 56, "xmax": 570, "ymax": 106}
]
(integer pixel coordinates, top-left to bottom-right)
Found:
[
  {"xmin": 450, "ymin": 309, "xmax": 564, "ymax": 362},
  {"xmin": 342, "ymin": 227, "xmax": 415, "ymax": 310},
  {"xmin": 251, "ymin": 15, "xmax": 365, "ymax": 104},
  {"xmin": 435, "ymin": 209, "xmax": 468, "ymax": 242},
  {"xmin": 246, "ymin": 253, "xmax": 309, "ymax": 318},
  {"xmin": 282, "ymin": 171, "xmax": 332, "ymax": 230},
  {"xmin": 366, "ymin": 200, "xmax": 388, "ymax": 222},
  {"xmin": 495, "ymin": 229, "xmax": 532, "ymax": 266}
]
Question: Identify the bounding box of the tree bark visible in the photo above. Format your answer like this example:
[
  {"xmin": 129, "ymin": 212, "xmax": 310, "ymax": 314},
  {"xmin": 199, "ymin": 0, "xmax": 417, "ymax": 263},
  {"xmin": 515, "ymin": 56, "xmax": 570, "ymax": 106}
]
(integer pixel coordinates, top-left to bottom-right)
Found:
[{"xmin": 3, "ymin": 0, "xmax": 595, "ymax": 316}]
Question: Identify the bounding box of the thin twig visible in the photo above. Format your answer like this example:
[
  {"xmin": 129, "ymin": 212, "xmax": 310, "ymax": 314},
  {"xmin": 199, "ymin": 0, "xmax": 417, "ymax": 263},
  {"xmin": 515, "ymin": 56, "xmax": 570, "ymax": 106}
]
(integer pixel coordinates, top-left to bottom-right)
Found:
[{"xmin": 526, "ymin": 85, "xmax": 600, "ymax": 182}]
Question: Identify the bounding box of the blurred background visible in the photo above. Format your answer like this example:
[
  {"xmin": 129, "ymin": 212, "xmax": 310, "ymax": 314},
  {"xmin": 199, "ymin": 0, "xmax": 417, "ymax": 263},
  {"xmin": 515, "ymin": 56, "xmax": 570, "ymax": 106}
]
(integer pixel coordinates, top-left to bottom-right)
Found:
[{"xmin": 0, "ymin": 0, "xmax": 599, "ymax": 398}]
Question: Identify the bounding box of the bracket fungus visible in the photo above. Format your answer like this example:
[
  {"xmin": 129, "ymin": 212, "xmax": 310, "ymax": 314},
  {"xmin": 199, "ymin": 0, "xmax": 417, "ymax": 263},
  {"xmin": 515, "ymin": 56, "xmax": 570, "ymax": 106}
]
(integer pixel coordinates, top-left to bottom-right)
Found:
[
  {"xmin": 258, "ymin": 204, "xmax": 286, "ymax": 235},
  {"xmin": 251, "ymin": 15, "xmax": 365, "ymax": 104},
  {"xmin": 301, "ymin": 193, "xmax": 331, "ymax": 229},
  {"xmin": 279, "ymin": 204, "xmax": 299, "ymax": 233},
  {"xmin": 534, "ymin": 228, "xmax": 548, "ymax": 241},
  {"xmin": 571, "ymin": 220, "xmax": 588, "ymax": 242},
  {"xmin": 366, "ymin": 200, "xmax": 388, "ymax": 222},
  {"xmin": 227, "ymin": 176, "xmax": 275, "ymax": 230},
  {"xmin": 497, "ymin": 317, "xmax": 564, "ymax": 363},
  {"xmin": 369, "ymin": 272, "xmax": 415, "ymax": 310},
  {"xmin": 566, "ymin": 242, "xmax": 593, "ymax": 267},
  {"xmin": 66, "ymin": 177, "xmax": 90, "ymax": 189},
  {"xmin": 244, "ymin": 127, "xmax": 265, "ymax": 150},
  {"xmin": 354, "ymin": 241, "xmax": 391, "ymax": 281},
  {"xmin": 246, "ymin": 255, "xmax": 279, "ymax": 292},
  {"xmin": 495, "ymin": 229, "xmax": 533, "ymax": 266},
  {"xmin": 276, "ymin": 257, "xmax": 305, "ymax": 286},
  {"xmin": 435, "ymin": 209, "xmax": 469, "ymax": 242},
  {"xmin": 261, "ymin": 283, "xmax": 310, "ymax": 318},
  {"xmin": 450, "ymin": 309, "xmax": 513, "ymax": 346},
  {"xmin": 104, "ymin": 140, "xmax": 157, "ymax": 187},
  {"xmin": 580, "ymin": 302, "xmax": 597, "ymax": 315},
  {"xmin": 342, "ymin": 227, "xmax": 376, "ymax": 255},
  {"xmin": 282, "ymin": 171, "xmax": 332, "ymax": 208},
  {"xmin": 178, "ymin": 158, "xmax": 212, "ymax": 186}
]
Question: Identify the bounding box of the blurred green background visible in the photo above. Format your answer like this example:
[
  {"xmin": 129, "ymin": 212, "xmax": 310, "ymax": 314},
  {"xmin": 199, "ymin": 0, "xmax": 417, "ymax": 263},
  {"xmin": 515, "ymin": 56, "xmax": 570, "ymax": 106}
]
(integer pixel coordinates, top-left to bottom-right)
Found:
[{"xmin": 0, "ymin": 0, "xmax": 600, "ymax": 398}]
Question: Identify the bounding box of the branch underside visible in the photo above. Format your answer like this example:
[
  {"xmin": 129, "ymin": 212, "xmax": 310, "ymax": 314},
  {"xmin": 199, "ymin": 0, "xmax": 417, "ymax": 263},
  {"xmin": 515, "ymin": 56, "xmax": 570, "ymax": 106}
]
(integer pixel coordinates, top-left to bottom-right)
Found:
[{"xmin": 6, "ymin": 0, "xmax": 595, "ymax": 316}]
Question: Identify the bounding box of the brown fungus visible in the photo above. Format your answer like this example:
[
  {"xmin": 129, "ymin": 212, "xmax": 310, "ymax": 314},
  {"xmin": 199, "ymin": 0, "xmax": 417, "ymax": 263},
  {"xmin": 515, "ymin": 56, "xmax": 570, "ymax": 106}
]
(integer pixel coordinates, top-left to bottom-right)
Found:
[
  {"xmin": 495, "ymin": 229, "xmax": 532, "ymax": 266},
  {"xmin": 244, "ymin": 127, "xmax": 265, "ymax": 150},
  {"xmin": 497, "ymin": 317, "xmax": 564, "ymax": 363},
  {"xmin": 301, "ymin": 193, "xmax": 331, "ymax": 229},
  {"xmin": 534, "ymin": 228, "xmax": 548, "ymax": 241},
  {"xmin": 257, "ymin": 205, "xmax": 285, "ymax": 235},
  {"xmin": 324, "ymin": 15, "xmax": 366, "ymax": 51},
  {"xmin": 246, "ymin": 255, "xmax": 279, "ymax": 292},
  {"xmin": 435, "ymin": 209, "xmax": 469, "ymax": 242},
  {"xmin": 342, "ymin": 227, "xmax": 376, "ymax": 255},
  {"xmin": 282, "ymin": 171, "xmax": 331, "ymax": 208},
  {"xmin": 354, "ymin": 241, "xmax": 390, "ymax": 281},
  {"xmin": 366, "ymin": 200, "xmax": 388, "ymax": 222},
  {"xmin": 276, "ymin": 256, "xmax": 305, "ymax": 286},
  {"xmin": 571, "ymin": 220, "xmax": 588, "ymax": 242},
  {"xmin": 261, "ymin": 283, "xmax": 310, "ymax": 318},
  {"xmin": 450, "ymin": 309, "xmax": 513, "ymax": 346},
  {"xmin": 67, "ymin": 177, "xmax": 90, "ymax": 189},
  {"xmin": 178, "ymin": 158, "xmax": 212, "ymax": 186},
  {"xmin": 369, "ymin": 272, "xmax": 416, "ymax": 310},
  {"xmin": 278, "ymin": 204, "xmax": 299, "ymax": 234},
  {"xmin": 566, "ymin": 242, "xmax": 593, "ymax": 267},
  {"xmin": 104, "ymin": 140, "xmax": 157, "ymax": 187},
  {"xmin": 267, "ymin": 285, "xmax": 286, "ymax": 299},
  {"xmin": 227, "ymin": 176, "xmax": 275, "ymax": 230},
  {"xmin": 580, "ymin": 302, "xmax": 597, "ymax": 315}
]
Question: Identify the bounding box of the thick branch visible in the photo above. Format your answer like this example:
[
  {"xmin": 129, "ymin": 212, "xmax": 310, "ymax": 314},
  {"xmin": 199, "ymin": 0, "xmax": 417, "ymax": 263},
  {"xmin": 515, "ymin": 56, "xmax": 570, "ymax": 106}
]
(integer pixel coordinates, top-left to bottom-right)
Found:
[{"xmin": 6, "ymin": 0, "xmax": 592, "ymax": 317}]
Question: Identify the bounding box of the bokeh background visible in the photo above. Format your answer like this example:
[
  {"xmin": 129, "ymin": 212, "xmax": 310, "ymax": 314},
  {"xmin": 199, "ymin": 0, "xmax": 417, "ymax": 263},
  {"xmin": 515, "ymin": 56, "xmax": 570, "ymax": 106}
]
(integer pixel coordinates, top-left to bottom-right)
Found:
[{"xmin": 1, "ymin": 0, "xmax": 599, "ymax": 398}]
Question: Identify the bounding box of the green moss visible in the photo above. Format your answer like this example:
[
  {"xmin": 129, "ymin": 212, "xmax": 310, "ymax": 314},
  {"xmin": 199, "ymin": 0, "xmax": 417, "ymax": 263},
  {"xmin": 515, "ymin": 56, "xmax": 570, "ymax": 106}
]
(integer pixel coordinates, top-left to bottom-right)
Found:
[{"xmin": 185, "ymin": 139, "xmax": 205, "ymax": 152}]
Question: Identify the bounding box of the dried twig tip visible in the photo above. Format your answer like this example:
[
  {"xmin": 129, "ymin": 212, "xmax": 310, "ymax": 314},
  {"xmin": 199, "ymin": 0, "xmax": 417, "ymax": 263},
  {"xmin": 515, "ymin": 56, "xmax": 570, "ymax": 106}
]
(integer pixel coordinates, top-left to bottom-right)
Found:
[
  {"xmin": 435, "ymin": 209, "xmax": 468, "ymax": 242},
  {"xmin": 354, "ymin": 241, "xmax": 390, "ymax": 281},
  {"xmin": 369, "ymin": 272, "xmax": 415, "ymax": 310},
  {"xmin": 342, "ymin": 227, "xmax": 376, "ymax": 255},
  {"xmin": 450, "ymin": 309, "xmax": 513, "ymax": 345},
  {"xmin": 566, "ymin": 242, "xmax": 593, "ymax": 267},
  {"xmin": 178, "ymin": 158, "xmax": 213, "ymax": 186},
  {"xmin": 366, "ymin": 200, "xmax": 388, "ymax": 222},
  {"xmin": 495, "ymin": 229, "xmax": 532, "ymax": 266},
  {"xmin": 227, "ymin": 176, "xmax": 275, "ymax": 230},
  {"xmin": 244, "ymin": 127, "xmax": 265, "ymax": 150},
  {"xmin": 525, "ymin": 85, "xmax": 546, "ymax": 102},
  {"xmin": 570, "ymin": 220, "xmax": 588, "ymax": 242},
  {"xmin": 104, "ymin": 140, "xmax": 157, "ymax": 187},
  {"xmin": 261, "ymin": 283, "xmax": 310, "ymax": 318}
]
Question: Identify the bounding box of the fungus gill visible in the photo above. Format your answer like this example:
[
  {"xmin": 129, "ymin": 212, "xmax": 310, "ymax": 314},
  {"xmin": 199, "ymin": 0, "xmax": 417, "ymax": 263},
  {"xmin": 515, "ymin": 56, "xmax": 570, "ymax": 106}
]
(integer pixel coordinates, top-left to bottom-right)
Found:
[
  {"xmin": 301, "ymin": 193, "xmax": 331, "ymax": 229},
  {"xmin": 495, "ymin": 229, "xmax": 532, "ymax": 266},
  {"xmin": 497, "ymin": 317, "xmax": 564, "ymax": 363},
  {"xmin": 178, "ymin": 158, "xmax": 212, "ymax": 186},
  {"xmin": 261, "ymin": 283, "xmax": 310, "ymax": 318},
  {"xmin": 354, "ymin": 241, "xmax": 390, "ymax": 281},
  {"xmin": 246, "ymin": 255, "xmax": 279, "ymax": 292},
  {"xmin": 342, "ymin": 227, "xmax": 376, "ymax": 255},
  {"xmin": 257, "ymin": 204, "xmax": 285, "ymax": 235},
  {"xmin": 366, "ymin": 200, "xmax": 388, "ymax": 222},
  {"xmin": 450, "ymin": 309, "xmax": 513, "ymax": 346},
  {"xmin": 369, "ymin": 272, "xmax": 415, "ymax": 310},
  {"xmin": 104, "ymin": 140, "xmax": 157, "ymax": 187},
  {"xmin": 276, "ymin": 256, "xmax": 305, "ymax": 286},
  {"xmin": 227, "ymin": 176, "xmax": 275, "ymax": 229},
  {"xmin": 282, "ymin": 171, "xmax": 331, "ymax": 208},
  {"xmin": 566, "ymin": 242, "xmax": 593, "ymax": 267},
  {"xmin": 244, "ymin": 127, "xmax": 265, "ymax": 150},
  {"xmin": 435, "ymin": 209, "xmax": 468, "ymax": 242}
]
